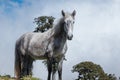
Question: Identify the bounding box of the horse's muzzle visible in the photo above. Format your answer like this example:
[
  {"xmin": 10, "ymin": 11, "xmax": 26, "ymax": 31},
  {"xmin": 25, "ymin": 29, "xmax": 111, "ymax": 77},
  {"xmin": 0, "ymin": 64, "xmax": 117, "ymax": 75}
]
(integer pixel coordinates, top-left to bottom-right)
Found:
[{"xmin": 67, "ymin": 35, "xmax": 73, "ymax": 40}]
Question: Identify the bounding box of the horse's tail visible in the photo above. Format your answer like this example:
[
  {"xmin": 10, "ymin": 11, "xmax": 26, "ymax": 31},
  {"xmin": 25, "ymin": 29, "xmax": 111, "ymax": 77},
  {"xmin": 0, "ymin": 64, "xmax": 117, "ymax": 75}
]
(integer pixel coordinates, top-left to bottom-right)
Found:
[{"xmin": 14, "ymin": 43, "xmax": 21, "ymax": 79}]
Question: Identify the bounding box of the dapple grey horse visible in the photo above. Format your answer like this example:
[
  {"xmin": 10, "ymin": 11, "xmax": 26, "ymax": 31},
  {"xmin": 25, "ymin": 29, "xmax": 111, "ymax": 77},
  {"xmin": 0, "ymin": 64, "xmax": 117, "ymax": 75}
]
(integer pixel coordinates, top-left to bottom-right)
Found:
[{"xmin": 14, "ymin": 10, "xmax": 76, "ymax": 80}]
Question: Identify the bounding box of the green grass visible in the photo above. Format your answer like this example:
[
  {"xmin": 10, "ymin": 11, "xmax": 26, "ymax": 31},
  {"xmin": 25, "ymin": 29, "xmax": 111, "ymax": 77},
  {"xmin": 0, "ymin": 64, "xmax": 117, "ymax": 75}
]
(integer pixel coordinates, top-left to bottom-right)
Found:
[
  {"xmin": 0, "ymin": 75, "xmax": 40, "ymax": 80},
  {"xmin": 22, "ymin": 75, "xmax": 40, "ymax": 80}
]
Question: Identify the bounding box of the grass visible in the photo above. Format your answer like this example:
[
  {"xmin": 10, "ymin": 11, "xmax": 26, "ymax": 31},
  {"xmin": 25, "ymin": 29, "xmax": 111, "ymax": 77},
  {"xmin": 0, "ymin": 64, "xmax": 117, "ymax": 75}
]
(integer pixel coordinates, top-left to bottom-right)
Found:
[
  {"xmin": 22, "ymin": 75, "xmax": 40, "ymax": 80},
  {"xmin": 0, "ymin": 75, "xmax": 40, "ymax": 80}
]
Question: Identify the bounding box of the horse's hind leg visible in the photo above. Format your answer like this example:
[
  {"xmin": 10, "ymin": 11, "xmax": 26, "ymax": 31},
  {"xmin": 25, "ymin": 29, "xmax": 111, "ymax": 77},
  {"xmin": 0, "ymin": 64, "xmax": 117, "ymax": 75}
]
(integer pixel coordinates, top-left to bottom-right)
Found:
[
  {"xmin": 27, "ymin": 56, "xmax": 34, "ymax": 75},
  {"xmin": 21, "ymin": 55, "xmax": 28, "ymax": 77}
]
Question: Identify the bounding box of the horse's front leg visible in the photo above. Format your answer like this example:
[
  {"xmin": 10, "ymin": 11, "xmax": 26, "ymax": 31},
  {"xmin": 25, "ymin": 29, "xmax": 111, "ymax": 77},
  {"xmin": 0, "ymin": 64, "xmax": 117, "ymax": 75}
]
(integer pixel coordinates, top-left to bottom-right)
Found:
[
  {"xmin": 27, "ymin": 56, "xmax": 34, "ymax": 75},
  {"xmin": 52, "ymin": 60, "xmax": 58, "ymax": 80},
  {"xmin": 47, "ymin": 58, "xmax": 52, "ymax": 80},
  {"xmin": 21, "ymin": 55, "xmax": 28, "ymax": 77},
  {"xmin": 58, "ymin": 58, "xmax": 64, "ymax": 80}
]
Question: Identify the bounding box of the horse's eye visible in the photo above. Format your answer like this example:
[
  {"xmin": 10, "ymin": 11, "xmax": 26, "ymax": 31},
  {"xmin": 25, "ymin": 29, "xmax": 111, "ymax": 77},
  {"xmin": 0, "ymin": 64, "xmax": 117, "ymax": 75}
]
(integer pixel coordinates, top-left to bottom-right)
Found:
[
  {"xmin": 63, "ymin": 21, "xmax": 66, "ymax": 24},
  {"xmin": 73, "ymin": 21, "xmax": 75, "ymax": 24},
  {"xmin": 67, "ymin": 23, "xmax": 69, "ymax": 26}
]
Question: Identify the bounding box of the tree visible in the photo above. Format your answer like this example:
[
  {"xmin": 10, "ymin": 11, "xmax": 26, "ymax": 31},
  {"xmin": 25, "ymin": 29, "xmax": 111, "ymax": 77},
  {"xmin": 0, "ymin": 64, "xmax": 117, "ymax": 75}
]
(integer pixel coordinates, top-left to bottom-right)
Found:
[
  {"xmin": 107, "ymin": 74, "xmax": 117, "ymax": 80},
  {"xmin": 72, "ymin": 61, "xmax": 117, "ymax": 80},
  {"xmin": 34, "ymin": 16, "xmax": 55, "ymax": 32}
]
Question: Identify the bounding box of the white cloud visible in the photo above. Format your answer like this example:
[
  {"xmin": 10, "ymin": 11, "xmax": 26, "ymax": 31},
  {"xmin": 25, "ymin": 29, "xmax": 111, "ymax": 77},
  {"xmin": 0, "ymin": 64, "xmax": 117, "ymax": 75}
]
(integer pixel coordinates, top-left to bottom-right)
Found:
[{"xmin": 0, "ymin": 0, "xmax": 120, "ymax": 79}]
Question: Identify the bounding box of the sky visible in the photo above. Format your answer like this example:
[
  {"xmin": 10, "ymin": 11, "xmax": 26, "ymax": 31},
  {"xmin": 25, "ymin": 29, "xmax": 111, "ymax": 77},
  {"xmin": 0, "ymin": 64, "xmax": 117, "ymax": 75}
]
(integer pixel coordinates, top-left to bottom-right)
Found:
[{"xmin": 0, "ymin": 0, "xmax": 120, "ymax": 79}]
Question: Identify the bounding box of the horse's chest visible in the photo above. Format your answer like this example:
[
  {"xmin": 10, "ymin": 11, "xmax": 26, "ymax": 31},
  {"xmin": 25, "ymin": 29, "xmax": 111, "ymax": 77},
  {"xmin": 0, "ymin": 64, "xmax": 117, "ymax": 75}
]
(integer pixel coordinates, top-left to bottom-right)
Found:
[
  {"xmin": 53, "ymin": 38, "xmax": 65, "ymax": 52},
  {"xmin": 54, "ymin": 39, "xmax": 61, "ymax": 49}
]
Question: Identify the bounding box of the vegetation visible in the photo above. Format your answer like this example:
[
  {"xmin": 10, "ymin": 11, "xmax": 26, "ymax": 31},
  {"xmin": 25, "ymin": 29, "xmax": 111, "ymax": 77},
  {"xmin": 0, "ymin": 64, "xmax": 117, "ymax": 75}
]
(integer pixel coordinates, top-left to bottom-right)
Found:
[
  {"xmin": 72, "ymin": 61, "xmax": 117, "ymax": 80},
  {"xmin": 0, "ymin": 75, "xmax": 40, "ymax": 80},
  {"xmin": 34, "ymin": 16, "xmax": 55, "ymax": 32},
  {"xmin": 0, "ymin": 75, "xmax": 14, "ymax": 80},
  {"xmin": 21, "ymin": 75, "xmax": 40, "ymax": 80}
]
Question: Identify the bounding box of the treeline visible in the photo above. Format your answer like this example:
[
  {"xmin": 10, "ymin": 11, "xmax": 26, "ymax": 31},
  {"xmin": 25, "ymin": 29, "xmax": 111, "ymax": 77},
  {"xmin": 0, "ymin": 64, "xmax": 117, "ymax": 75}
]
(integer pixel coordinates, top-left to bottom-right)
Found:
[{"xmin": 72, "ymin": 61, "xmax": 118, "ymax": 80}]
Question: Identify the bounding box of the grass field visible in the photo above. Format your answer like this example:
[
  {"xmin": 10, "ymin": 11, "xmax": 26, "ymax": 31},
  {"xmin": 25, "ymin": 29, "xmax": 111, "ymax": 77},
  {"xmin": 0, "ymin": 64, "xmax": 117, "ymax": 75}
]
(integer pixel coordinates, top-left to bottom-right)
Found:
[{"xmin": 0, "ymin": 75, "xmax": 40, "ymax": 80}]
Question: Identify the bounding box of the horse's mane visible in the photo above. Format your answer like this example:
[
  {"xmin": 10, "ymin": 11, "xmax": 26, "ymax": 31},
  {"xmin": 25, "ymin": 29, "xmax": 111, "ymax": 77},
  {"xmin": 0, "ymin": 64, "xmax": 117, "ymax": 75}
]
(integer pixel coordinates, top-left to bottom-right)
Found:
[
  {"xmin": 48, "ymin": 17, "xmax": 64, "ymax": 37},
  {"xmin": 44, "ymin": 12, "xmax": 73, "ymax": 39},
  {"xmin": 54, "ymin": 18, "xmax": 64, "ymax": 34}
]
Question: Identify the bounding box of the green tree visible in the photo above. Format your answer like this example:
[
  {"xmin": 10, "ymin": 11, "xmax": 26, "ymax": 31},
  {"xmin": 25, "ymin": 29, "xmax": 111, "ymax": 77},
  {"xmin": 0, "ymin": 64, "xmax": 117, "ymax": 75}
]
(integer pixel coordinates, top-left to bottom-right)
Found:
[
  {"xmin": 107, "ymin": 74, "xmax": 117, "ymax": 80},
  {"xmin": 72, "ymin": 61, "xmax": 117, "ymax": 80},
  {"xmin": 34, "ymin": 16, "xmax": 55, "ymax": 32}
]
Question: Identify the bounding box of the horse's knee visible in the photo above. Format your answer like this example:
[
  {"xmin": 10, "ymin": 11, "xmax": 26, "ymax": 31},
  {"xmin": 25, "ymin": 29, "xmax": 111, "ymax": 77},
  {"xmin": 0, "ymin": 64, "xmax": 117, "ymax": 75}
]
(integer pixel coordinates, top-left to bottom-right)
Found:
[
  {"xmin": 21, "ymin": 67, "xmax": 27, "ymax": 76},
  {"xmin": 21, "ymin": 62, "xmax": 28, "ymax": 76},
  {"xmin": 27, "ymin": 67, "xmax": 33, "ymax": 75}
]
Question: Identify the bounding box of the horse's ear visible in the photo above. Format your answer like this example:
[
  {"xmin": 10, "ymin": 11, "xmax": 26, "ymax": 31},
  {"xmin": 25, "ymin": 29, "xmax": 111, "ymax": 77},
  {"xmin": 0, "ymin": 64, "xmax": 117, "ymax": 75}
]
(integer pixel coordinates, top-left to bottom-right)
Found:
[
  {"xmin": 61, "ymin": 10, "xmax": 65, "ymax": 16},
  {"xmin": 72, "ymin": 10, "xmax": 76, "ymax": 17}
]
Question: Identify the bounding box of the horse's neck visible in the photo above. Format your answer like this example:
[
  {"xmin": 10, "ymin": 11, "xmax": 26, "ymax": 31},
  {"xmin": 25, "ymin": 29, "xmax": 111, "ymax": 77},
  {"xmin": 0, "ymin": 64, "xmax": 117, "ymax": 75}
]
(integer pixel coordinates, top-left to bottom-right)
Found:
[
  {"xmin": 44, "ymin": 18, "xmax": 67, "ymax": 45},
  {"xmin": 53, "ymin": 18, "xmax": 65, "ymax": 35},
  {"xmin": 52, "ymin": 18, "xmax": 67, "ymax": 42}
]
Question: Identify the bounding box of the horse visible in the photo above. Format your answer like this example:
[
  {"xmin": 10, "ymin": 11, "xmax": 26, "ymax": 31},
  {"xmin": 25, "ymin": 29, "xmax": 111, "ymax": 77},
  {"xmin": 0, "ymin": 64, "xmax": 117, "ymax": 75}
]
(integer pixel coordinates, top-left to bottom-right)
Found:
[{"xmin": 14, "ymin": 10, "xmax": 76, "ymax": 80}]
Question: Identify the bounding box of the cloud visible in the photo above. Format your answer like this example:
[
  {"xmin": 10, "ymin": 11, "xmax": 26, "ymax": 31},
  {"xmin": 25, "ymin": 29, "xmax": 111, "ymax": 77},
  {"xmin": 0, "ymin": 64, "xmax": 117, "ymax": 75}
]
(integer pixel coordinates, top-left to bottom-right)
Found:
[{"xmin": 0, "ymin": 0, "xmax": 120, "ymax": 79}]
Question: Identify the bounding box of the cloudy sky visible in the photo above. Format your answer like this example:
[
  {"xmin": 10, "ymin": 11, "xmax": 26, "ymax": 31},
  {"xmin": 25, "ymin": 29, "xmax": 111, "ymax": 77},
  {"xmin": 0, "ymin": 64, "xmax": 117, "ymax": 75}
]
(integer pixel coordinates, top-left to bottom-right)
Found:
[{"xmin": 0, "ymin": 0, "xmax": 120, "ymax": 79}]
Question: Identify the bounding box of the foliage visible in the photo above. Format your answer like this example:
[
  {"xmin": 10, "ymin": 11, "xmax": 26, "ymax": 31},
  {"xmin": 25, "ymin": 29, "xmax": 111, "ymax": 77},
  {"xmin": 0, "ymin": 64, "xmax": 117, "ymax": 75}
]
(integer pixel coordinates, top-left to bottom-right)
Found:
[
  {"xmin": 22, "ymin": 75, "xmax": 40, "ymax": 80},
  {"xmin": 34, "ymin": 16, "xmax": 55, "ymax": 32},
  {"xmin": 0, "ymin": 75, "xmax": 13, "ymax": 80},
  {"xmin": 0, "ymin": 75, "xmax": 40, "ymax": 80},
  {"xmin": 42, "ymin": 60, "xmax": 47, "ymax": 67},
  {"xmin": 72, "ymin": 61, "xmax": 117, "ymax": 80},
  {"xmin": 107, "ymin": 74, "xmax": 117, "ymax": 80}
]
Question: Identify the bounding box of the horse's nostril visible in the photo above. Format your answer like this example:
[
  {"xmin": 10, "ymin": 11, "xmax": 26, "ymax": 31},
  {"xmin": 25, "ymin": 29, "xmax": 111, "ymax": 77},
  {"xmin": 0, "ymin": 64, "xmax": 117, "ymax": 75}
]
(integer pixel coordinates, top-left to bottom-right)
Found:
[
  {"xmin": 71, "ymin": 35, "xmax": 73, "ymax": 38},
  {"xmin": 68, "ymin": 35, "xmax": 73, "ymax": 40}
]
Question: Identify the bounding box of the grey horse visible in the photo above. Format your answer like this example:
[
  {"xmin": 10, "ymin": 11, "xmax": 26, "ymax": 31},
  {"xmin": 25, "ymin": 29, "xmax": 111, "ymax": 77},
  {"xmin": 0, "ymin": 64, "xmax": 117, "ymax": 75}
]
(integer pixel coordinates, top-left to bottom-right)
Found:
[{"xmin": 14, "ymin": 10, "xmax": 76, "ymax": 80}]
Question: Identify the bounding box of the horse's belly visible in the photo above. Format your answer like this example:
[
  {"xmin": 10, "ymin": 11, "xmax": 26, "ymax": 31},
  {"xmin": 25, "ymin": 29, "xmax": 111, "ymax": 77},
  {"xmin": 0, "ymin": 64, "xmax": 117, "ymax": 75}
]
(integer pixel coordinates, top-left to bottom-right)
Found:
[
  {"xmin": 30, "ymin": 55, "xmax": 47, "ymax": 60},
  {"xmin": 29, "ymin": 52, "xmax": 47, "ymax": 60},
  {"xmin": 28, "ymin": 48, "xmax": 47, "ymax": 60}
]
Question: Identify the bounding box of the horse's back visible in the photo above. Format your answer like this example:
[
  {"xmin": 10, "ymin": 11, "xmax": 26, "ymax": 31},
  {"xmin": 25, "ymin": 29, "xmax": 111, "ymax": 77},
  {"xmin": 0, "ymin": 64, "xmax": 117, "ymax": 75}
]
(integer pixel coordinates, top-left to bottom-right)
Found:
[
  {"xmin": 15, "ymin": 32, "xmax": 34, "ymax": 55},
  {"xmin": 16, "ymin": 32, "xmax": 52, "ymax": 59}
]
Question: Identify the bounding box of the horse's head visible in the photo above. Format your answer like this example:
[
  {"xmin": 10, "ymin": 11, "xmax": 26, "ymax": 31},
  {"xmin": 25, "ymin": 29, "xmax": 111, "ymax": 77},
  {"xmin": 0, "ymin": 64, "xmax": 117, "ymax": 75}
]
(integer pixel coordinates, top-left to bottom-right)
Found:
[{"xmin": 62, "ymin": 10, "xmax": 76, "ymax": 40}]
